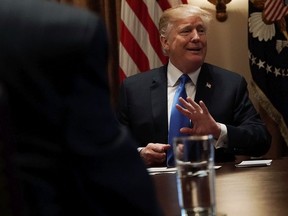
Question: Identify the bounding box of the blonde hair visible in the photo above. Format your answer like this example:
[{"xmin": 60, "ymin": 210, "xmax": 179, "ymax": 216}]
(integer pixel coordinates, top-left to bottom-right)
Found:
[{"xmin": 159, "ymin": 4, "xmax": 212, "ymax": 37}]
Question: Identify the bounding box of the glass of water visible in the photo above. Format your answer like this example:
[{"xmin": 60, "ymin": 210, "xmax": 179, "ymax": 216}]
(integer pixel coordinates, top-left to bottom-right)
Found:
[{"xmin": 173, "ymin": 135, "xmax": 216, "ymax": 216}]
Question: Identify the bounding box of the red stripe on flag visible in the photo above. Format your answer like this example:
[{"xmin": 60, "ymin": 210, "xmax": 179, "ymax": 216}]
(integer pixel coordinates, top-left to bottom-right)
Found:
[
  {"xmin": 267, "ymin": 0, "xmax": 281, "ymax": 21},
  {"xmin": 119, "ymin": 67, "xmax": 127, "ymax": 82},
  {"xmin": 264, "ymin": 0, "xmax": 288, "ymax": 22},
  {"xmin": 126, "ymin": 0, "xmax": 167, "ymax": 64},
  {"xmin": 157, "ymin": 0, "xmax": 172, "ymax": 11},
  {"xmin": 120, "ymin": 21, "xmax": 150, "ymax": 72}
]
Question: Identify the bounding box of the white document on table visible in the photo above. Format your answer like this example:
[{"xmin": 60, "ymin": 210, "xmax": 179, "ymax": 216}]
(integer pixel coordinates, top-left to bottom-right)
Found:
[
  {"xmin": 147, "ymin": 167, "xmax": 177, "ymax": 175},
  {"xmin": 235, "ymin": 159, "xmax": 272, "ymax": 168},
  {"xmin": 147, "ymin": 166, "xmax": 221, "ymax": 175}
]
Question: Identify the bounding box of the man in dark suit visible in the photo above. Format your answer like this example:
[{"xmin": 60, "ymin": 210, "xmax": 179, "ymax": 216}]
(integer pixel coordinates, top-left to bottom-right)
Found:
[
  {"xmin": 0, "ymin": 0, "xmax": 163, "ymax": 215},
  {"xmin": 117, "ymin": 4, "xmax": 271, "ymax": 167}
]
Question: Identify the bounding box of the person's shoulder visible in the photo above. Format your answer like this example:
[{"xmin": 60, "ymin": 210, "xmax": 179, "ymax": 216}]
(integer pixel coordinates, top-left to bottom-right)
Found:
[
  {"xmin": 35, "ymin": 0, "xmax": 100, "ymax": 22},
  {"xmin": 48, "ymin": 0, "xmax": 101, "ymax": 23},
  {"xmin": 123, "ymin": 65, "xmax": 166, "ymax": 83},
  {"xmin": 203, "ymin": 63, "xmax": 244, "ymax": 79},
  {"xmin": 4, "ymin": 0, "xmax": 102, "ymax": 28}
]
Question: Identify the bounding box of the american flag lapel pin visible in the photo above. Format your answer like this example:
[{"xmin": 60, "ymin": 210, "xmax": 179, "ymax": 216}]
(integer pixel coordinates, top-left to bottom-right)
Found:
[{"xmin": 206, "ymin": 82, "xmax": 212, "ymax": 88}]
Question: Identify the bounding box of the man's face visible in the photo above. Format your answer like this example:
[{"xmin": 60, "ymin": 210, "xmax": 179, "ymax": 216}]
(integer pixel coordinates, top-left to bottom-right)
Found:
[{"xmin": 161, "ymin": 16, "xmax": 207, "ymax": 73}]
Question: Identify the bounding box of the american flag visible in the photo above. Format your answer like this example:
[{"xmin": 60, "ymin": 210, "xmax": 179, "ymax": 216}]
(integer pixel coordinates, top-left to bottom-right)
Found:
[
  {"xmin": 119, "ymin": 0, "xmax": 188, "ymax": 81},
  {"xmin": 263, "ymin": 0, "xmax": 288, "ymax": 23},
  {"xmin": 248, "ymin": 0, "xmax": 288, "ymax": 144}
]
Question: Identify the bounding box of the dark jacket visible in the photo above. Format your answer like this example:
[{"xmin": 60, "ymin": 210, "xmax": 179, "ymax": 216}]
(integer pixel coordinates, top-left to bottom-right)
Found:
[
  {"xmin": 117, "ymin": 63, "xmax": 271, "ymax": 162},
  {"xmin": 0, "ymin": 0, "xmax": 163, "ymax": 215}
]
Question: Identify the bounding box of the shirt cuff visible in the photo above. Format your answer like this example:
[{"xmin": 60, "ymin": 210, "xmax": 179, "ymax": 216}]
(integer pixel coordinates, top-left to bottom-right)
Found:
[
  {"xmin": 214, "ymin": 123, "xmax": 228, "ymax": 149},
  {"xmin": 137, "ymin": 147, "xmax": 144, "ymax": 153}
]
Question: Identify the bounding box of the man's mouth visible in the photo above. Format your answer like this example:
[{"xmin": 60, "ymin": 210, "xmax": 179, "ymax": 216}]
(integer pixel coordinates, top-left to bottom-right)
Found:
[{"xmin": 187, "ymin": 47, "xmax": 201, "ymax": 52}]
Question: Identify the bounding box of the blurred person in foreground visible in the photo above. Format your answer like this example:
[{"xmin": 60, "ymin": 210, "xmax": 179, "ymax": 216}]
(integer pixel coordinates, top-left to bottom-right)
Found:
[
  {"xmin": 117, "ymin": 4, "xmax": 271, "ymax": 167},
  {"xmin": 0, "ymin": 0, "xmax": 163, "ymax": 215}
]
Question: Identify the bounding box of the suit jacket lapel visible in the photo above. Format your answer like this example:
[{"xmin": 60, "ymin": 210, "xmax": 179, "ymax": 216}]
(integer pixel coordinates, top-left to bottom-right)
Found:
[{"xmin": 195, "ymin": 63, "xmax": 214, "ymax": 109}]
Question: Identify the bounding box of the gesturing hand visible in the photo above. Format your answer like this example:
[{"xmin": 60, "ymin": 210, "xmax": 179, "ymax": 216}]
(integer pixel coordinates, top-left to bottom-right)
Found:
[{"xmin": 176, "ymin": 97, "xmax": 221, "ymax": 139}]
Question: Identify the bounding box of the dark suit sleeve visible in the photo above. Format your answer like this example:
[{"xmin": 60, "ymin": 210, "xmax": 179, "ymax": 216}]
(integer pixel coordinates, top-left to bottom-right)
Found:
[
  {"xmin": 224, "ymin": 77, "xmax": 271, "ymax": 157},
  {"xmin": 196, "ymin": 64, "xmax": 271, "ymax": 162}
]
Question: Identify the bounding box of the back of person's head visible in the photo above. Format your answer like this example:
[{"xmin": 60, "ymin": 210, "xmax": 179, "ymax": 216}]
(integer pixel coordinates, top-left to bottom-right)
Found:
[{"xmin": 159, "ymin": 4, "xmax": 212, "ymax": 37}]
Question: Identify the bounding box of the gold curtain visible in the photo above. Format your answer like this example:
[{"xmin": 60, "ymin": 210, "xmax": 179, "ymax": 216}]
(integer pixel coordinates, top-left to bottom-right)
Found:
[{"xmin": 55, "ymin": 0, "xmax": 121, "ymax": 107}]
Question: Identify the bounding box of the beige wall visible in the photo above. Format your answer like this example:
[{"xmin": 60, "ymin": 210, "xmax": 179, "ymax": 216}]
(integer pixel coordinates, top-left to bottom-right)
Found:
[{"xmin": 188, "ymin": 0, "xmax": 251, "ymax": 83}]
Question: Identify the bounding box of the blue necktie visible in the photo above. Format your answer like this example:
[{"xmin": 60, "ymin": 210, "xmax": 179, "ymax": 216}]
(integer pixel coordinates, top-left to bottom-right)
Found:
[{"xmin": 167, "ymin": 74, "xmax": 191, "ymax": 167}]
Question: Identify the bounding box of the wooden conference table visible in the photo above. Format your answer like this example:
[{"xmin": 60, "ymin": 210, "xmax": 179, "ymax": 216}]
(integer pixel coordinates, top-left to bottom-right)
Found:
[{"xmin": 151, "ymin": 157, "xmax": 288, "ymax": 216}]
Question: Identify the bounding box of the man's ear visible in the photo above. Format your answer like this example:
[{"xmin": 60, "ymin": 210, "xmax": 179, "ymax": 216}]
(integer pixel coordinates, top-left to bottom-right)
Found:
[{"xmin": 160, "ymin": 35, "xmax": 169, "ymax": 52}]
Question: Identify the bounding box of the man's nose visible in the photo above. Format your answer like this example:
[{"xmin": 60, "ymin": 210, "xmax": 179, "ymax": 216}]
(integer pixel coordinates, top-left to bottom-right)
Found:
[{"xmin": 190, "ymin": 29, "xmax": 200, "ymax": 41}]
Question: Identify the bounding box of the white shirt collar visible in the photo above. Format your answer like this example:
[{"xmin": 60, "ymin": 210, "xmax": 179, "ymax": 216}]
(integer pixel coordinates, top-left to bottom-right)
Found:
[{"xmin": 167, "ymin": 60, "xmax": 201, "ymax": 87}]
